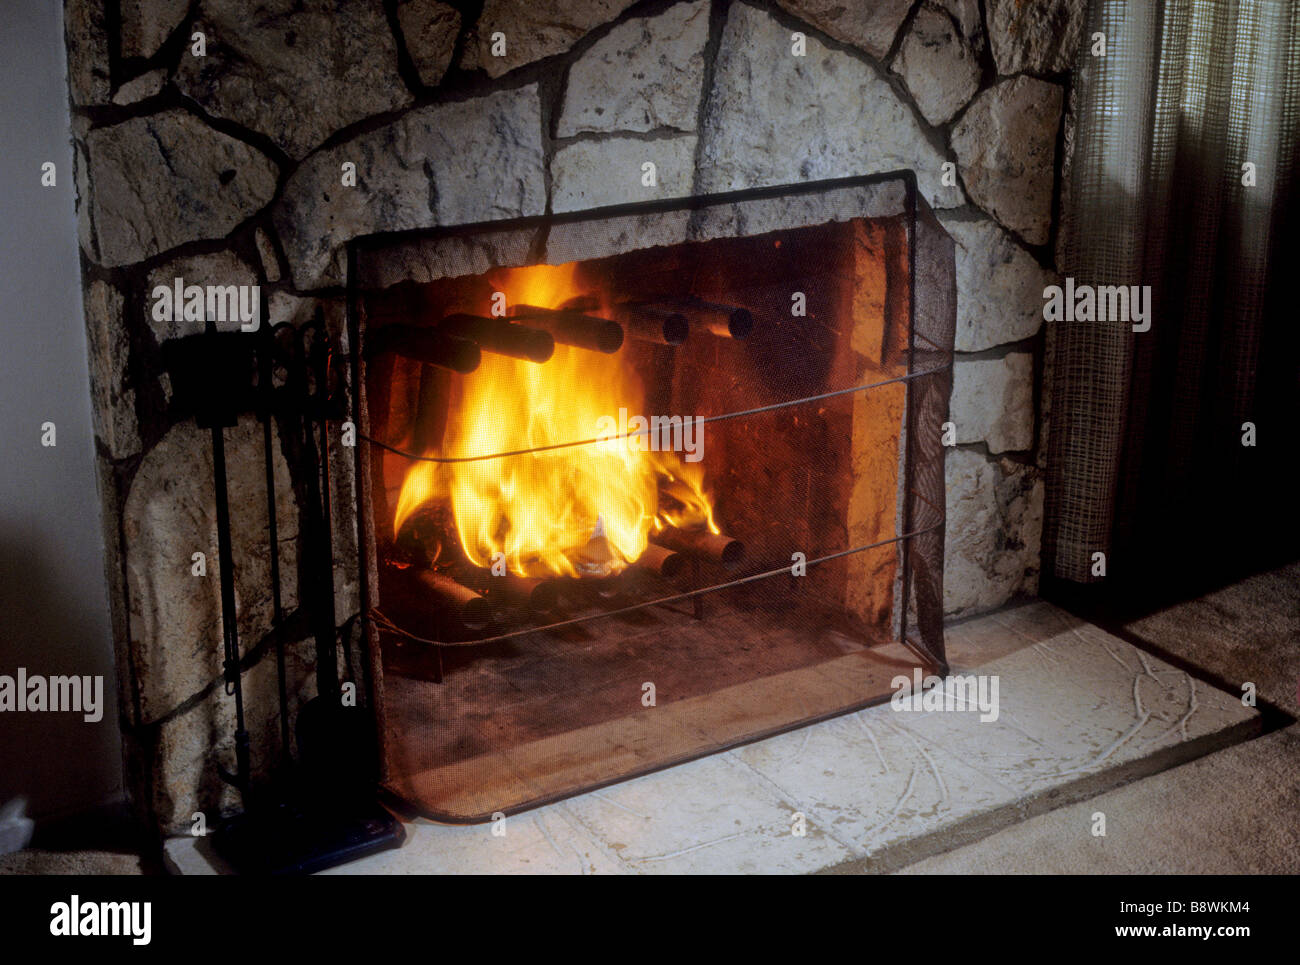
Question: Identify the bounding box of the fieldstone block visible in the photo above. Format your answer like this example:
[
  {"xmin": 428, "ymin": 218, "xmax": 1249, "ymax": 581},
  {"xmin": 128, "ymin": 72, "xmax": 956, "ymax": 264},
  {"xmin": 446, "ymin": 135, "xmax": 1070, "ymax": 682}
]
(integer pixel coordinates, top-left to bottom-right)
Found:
[
  {"xmin": 940, "ymin": 0, "xmax": 985, "ymax": 54},
  {"xmin": 944, "ymin": 447, "xmax": 1043, "ymax": 615},
  {"xmin": 695, "ymin": 179, "xmax": 910, "ymax": 239},
  {"xmin": 175, "ymin": 0, "xmax": 412, "ymax": 159},
  {"xmin": 145, "ymin": 249, "xmax": 259, "ymax": 343},
  {"xmin": 551, "ymin": 135, "xmax": 697, "ymax": 213},
  {"xmin": 542, "ymin": 177, "xmax": 908, "ymax": 264},
  {"xmin": 80, "ymin": 111, "xmax": 278, "ymax": 267},
  {"xmin": 951, "ymin": 353, "xmax": 1035, "ymax": 453},
  {"xmin": 120, "ymin": 0, "xmax": 189, "ymax": 60},
  {"xmin": 396, "ymin": 0, "xmax": 461, "ymax": 87},
  {"xmin": 463, "ymin": 0, "xmax": 638, "ymax": 78},
  {"xmin": 774, "ymin": 0, "xmax": 912, "ymax": 60},
  {"xmin": 358, "ymin": 228, "xmax": 537, "ymax": 289},
  {"xmin": 893, "ymin": 5, "xmax": 981, "ymax": 126},
  {"xmin": 274, "ymin": 85, "xmax": 545, "ymax": 289},
  {"xmin": 543, "ymin": 211, "xmax": 692, "ymax": 265},
  {"xmin": 940, "ymin": 212, "xmax": 1054, "ymax": 351},
  {"xmin": 123, "ymin": 416, "xmax": 298, "ymax": 725},
  {"xmin": 73, "ymin": 139, "xmax": 94, "ymax": 257},
  {"xmin": 697, "ymin": 3, "xmax": 964, "ymax": 209},
  {"xmin": 65, "ymin": 0, "xmax": 112, "ymax": 106},
  {"xmin": 83, "ymin": 280, "xmax": 140, "ymax": 460},
  {"xmin": 112, "ymin": 69, "xmax": 166, "ymax": 105},
  {"xmin": 951, "ymin": 76, "xmax": 1061, "ymax": 245},
  {"xmin": 557, "ymin": 1, "xmax": 710, "ymax": 136},
  {"xmin": 987, "ymin": 0, "xmax": 1087, "ymax": 75},
  {"xmin": 152, "ymin": 637, "xmax": 317, "ymax": 831},
  {"xmin": 254, "ymin": 227, "xmax": 282, "ymax": 283}
]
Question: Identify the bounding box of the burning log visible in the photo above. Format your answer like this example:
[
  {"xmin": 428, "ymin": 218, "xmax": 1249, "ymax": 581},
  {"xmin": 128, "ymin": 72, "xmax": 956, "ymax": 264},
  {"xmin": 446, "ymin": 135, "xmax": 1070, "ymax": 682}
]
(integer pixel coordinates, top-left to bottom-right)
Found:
[
  {"xmin": 650, "ymin": 526, "xmax": 744, "ymax": 569},
  {"xmin": 513, "ymin": 305, "xmax": 624, "ymax": 354},
  {"xmin": 366, "ymin": 325, "xmax": 480, "ymax": 373},
  {"xmin": 438, "ymin": 313, "xmax": 554, "ymax": 363},
  {"xmin": 630, "ymin": 542, "xmax": 684, "ymax": 579},
  {"xmin": 606, "ymin": 303, "xmax": 689, "ymax": 346},
  {"xmin": 666, "ymin": 299, "xmax": 753, "ymax": 339},
  {"xmin": 384, "ymin": 566, "xmax": 493, "ymax": 631},
  {"xmin": 392, "ymin": 506, "xmax": 445, "ymax": 567}
]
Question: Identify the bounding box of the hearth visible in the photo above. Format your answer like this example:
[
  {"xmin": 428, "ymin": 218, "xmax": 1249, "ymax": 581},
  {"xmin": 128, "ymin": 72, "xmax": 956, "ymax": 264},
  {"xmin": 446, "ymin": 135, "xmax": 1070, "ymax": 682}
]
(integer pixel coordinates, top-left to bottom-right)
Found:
[{"xmin": 347, "ymin": 172, "xmax": 955, "ymax": 821}]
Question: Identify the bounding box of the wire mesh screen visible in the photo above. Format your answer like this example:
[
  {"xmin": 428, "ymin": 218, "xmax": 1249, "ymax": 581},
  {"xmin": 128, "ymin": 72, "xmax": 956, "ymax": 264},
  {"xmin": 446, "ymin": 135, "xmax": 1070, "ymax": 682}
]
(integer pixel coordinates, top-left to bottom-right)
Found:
[
  {"xmin": 904, "ymin": 200, "xmax": 957, "ymax": 668},
  {"xmin": 348, "ymin": 174, "xmax": 954, "ymax": 821}
]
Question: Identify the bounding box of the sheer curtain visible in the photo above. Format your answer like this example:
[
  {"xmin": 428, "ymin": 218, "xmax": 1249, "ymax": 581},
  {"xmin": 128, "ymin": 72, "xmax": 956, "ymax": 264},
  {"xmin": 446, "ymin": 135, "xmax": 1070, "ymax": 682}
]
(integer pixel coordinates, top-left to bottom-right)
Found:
[{"xmin": 1045, "ymin": 0, "xmax": 1300, "ymax": 588}]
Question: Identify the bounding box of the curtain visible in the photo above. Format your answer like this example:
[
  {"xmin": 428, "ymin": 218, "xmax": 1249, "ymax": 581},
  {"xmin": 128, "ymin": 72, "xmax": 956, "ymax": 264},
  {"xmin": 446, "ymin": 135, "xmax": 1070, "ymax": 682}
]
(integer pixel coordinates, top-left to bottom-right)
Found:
[{"xmin": 1046, "ymin": 0, "xmax": 1300, "ymax": 588}]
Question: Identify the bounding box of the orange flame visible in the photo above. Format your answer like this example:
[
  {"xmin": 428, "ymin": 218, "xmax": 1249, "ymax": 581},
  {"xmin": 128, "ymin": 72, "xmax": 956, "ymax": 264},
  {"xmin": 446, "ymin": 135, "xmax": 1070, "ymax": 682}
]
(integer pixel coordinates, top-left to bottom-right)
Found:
[{"xmin": 394, "ymin": 264, "xmax": 718, "ymax": 578}]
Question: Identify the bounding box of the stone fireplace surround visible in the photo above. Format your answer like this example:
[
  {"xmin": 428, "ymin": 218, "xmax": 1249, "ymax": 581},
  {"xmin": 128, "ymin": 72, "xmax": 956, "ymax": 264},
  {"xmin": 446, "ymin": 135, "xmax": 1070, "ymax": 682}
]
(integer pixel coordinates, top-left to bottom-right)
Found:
[{"xmin": 64, "ymin": 0, "xmax": 1075, "ymax": 835}]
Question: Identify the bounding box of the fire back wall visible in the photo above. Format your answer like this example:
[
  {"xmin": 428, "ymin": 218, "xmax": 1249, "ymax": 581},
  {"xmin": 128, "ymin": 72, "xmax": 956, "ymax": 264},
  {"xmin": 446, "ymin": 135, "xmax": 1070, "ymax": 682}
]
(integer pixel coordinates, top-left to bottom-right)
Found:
[{"xmin": 63, "ymin": 0, "xmax": 1076, "ymax": 832}]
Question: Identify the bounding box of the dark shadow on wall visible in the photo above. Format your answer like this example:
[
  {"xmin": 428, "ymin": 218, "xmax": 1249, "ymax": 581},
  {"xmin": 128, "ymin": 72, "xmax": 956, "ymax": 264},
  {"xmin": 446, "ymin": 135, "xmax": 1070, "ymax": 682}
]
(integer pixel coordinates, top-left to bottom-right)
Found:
[{"xmin": 0, "ymin": 522, "xmax": 124, "ymax": 828}]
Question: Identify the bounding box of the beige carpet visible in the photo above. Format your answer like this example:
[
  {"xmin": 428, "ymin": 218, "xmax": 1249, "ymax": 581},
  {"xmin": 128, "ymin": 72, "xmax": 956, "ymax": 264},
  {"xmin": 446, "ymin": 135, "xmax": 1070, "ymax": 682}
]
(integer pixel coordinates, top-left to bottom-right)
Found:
[
  {"xmin": 899, "ymin": 723, "xmax": 1300, "ymax": 874},
  {"xmin": 901, "ymin": 560, "xmax": 1300, "ymax": 874},
  {"xmin": 1125, "ymin": 560, "xmax": 1300, "ymax": 709},
  {"xmin": 0, "ymin": 849, "xmax": 142, "ymax": 875}
]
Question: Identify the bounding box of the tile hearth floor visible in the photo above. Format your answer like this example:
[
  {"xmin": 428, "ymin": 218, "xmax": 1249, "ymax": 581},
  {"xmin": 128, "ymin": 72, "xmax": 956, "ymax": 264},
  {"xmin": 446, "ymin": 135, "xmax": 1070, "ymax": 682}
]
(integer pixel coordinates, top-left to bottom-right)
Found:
[{"xmin": 164, "ymin": 599, "xmax": 1259, "ymax": 875}]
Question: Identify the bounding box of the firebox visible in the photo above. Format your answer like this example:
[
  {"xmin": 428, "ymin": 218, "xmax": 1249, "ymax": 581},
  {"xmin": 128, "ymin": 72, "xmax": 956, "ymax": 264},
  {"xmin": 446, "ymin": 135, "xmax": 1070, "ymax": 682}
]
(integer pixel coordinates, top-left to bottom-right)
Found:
[{"xmin": 345, "ymin": 172, "xmax": 955, "ymax": 822}]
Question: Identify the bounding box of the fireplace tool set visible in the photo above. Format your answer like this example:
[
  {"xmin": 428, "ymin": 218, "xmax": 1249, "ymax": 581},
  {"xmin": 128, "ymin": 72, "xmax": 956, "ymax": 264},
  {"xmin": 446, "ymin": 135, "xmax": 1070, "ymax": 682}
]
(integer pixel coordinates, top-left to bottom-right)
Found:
[{"xmin": 163, "ymin": 306, "xmax": 403, "ymax": 874}]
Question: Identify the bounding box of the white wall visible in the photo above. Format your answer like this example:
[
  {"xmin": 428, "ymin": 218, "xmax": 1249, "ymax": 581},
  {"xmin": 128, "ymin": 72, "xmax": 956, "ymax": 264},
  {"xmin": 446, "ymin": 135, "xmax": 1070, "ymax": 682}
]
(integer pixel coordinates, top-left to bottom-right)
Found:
[{"xmin": 0, "ymin": 1, "xmax": 122, "ymax": 822}]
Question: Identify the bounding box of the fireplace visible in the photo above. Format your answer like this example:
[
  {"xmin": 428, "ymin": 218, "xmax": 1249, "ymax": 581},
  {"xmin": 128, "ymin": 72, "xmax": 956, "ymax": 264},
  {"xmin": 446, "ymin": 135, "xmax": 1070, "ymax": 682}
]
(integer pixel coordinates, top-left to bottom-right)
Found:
[
  {"xmin": 52, "ymin": 0, "xmax": 1077, "ymax": 856},
  {"xmin": 347, "ymin": 172, "xmax": 955, "ymax": 821}
]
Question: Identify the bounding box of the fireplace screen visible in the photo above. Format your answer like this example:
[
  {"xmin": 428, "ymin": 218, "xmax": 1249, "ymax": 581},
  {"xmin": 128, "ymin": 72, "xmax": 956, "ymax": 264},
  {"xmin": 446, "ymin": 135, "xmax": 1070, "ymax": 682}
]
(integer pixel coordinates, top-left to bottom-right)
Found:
[{"xmin": 346, "ymin": 173, "xmax": 955, "ymax": 821}]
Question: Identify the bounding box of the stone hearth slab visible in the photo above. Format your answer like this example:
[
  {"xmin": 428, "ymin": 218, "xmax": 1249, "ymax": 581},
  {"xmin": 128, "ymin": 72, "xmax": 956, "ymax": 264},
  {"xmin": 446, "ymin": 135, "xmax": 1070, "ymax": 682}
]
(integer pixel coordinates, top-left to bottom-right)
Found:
[{"xmin": 164, "ymin": 600, "xmax": 1259, "ymax": 875}]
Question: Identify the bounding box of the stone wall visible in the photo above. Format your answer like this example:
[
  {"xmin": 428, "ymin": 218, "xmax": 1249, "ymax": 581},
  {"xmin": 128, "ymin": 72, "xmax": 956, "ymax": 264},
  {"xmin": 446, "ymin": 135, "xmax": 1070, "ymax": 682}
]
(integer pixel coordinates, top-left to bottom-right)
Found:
[{"xmin": 63, "ymin": 0, "xmax": 1078, "ymax": 832}]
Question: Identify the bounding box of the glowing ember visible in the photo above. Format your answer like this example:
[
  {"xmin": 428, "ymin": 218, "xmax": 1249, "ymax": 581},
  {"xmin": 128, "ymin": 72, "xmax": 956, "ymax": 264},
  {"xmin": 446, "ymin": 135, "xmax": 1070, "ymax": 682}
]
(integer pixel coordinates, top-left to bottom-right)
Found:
[{"xmin": 393, "ymin": 264, "xmax": 717, "ymax": 578}]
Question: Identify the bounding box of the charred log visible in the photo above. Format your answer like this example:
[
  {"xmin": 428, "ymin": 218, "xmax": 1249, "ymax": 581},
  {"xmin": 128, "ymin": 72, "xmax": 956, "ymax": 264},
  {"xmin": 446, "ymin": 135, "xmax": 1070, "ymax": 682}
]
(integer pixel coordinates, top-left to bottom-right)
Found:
[
  {"xmin": 650, "ymin": 526, "xmax": 744, "ymax": 569},
  {"xmin": 606, "ymin": 303, "xmax": 689, "ymax": 346},
  {"xmin": 513, "ymin": 305, "xmax": 624, "ymax": 354},
  {"xmin": 438, "ymin": 314, "xmax": 554, "ymax": 363},
  {"xmin": 630, "ymin": 541, "xmax": 684, "ymax": 579},
  {"xmin": 383, "ymin": 566, "xmax": 493, "ymax": 631},
  {"xmin": 665, "ymin": 298, "xmax": 753, "ymax": 339}
]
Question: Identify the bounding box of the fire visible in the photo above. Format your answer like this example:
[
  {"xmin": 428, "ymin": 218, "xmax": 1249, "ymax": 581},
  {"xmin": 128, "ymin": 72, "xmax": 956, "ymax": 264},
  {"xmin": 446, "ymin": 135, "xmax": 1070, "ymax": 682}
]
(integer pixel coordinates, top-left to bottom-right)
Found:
[
  {"xmin": 654, "ymin": 460, "xmax": 720, "ymax": 537},
  {"xmin": 393, "ymin": 263, "xmax": 717, "ymax": 578}
]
